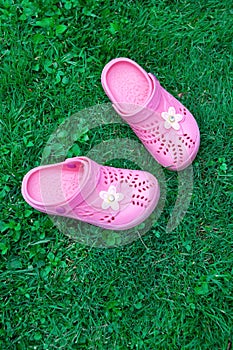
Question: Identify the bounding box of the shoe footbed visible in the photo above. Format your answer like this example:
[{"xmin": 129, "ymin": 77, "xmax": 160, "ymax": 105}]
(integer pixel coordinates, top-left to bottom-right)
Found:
[
  {"xmin": 105, "ymin": 61, "xmax": 151, "ymax": 114},
  {"xmin": 26, "ymin": 165, "xmax": 82, "ymax": 206}
]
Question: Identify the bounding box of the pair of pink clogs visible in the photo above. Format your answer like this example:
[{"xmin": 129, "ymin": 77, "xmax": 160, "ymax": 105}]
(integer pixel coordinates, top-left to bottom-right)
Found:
[{"xmin": 22, "ymin": 58, "xmax": 200, "ymax": 231}]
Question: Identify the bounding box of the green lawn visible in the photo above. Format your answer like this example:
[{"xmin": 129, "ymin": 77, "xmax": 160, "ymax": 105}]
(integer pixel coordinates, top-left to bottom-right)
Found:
[{"xmin": 1, "ymin": 0, "xmax": 233, "ymax": 349}]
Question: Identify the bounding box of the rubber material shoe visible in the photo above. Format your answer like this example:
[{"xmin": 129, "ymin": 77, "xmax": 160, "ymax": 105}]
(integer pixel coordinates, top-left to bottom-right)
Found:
[
  {"xmin": 101, "ymin": 57, "xmax": 200, "ymax": 171},
  {"xmin": 21, "ymin": 157, "xmax": 160, "ymax": 230}
]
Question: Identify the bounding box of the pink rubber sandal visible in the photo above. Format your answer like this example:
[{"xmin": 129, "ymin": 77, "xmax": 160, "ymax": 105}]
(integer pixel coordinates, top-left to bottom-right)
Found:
[
  {"xmin": 21, "ymin": 157, "xmax": 160, "ymax": 231},
  {"xmin": 101, "ymin": 58, "xmax": 200, "ymax": 171}
]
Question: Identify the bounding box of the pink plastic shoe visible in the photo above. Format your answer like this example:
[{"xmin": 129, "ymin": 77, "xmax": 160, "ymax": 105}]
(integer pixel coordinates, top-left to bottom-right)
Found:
[
  {"xmin": 101, "ymin": 58, "xmax": 200, "ymax": 171},
  {"xmin": 21, "ymin": 157, "xmax": 160, "ymax": 231}
]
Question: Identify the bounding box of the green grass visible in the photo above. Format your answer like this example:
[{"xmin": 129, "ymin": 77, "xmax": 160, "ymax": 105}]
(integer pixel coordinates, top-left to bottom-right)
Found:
[{"xmin": 0, "ymin": 0, "xmax": 233, "ymax": 348}]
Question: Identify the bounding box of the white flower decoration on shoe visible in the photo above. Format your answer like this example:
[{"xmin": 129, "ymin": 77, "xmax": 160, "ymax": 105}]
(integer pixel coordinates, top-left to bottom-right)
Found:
[
  {"xmin": 161, "ymin": 106, "xmax": 183, "ymax": 130},
  {"xmin": 99, "ymin": 185, "xmax": 124, "ymax": 211}
]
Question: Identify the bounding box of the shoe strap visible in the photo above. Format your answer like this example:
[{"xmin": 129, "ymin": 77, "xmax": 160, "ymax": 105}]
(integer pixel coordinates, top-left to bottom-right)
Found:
[{"xmin": 39, "ymin": 157, "xmax": 101, "ymax": 216}]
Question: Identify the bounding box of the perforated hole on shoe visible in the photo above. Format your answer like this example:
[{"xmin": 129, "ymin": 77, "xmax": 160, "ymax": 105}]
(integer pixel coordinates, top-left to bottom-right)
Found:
[
  {"xmin": 131, "ymin": 121, "xmax": 165, "ymax": 147},
  {"xmin": 154, "ymin": 138, "xmax": 186, "ymax": 165},
  {"xmin": 100, "ymin": 166, "xmax": 137, "ymax": 187},
  {"xmin": 95, "ymin": 214, "xmax": 113, "ymax": 223},
  {"xmin": 101, "ymin": 167, "xmax": 156, "ymax": 210},
  {"xmin": 179, "ymin": 107, "xmax": 187, "ymax": 116},
  {"xmin": 130, "ymin": 176, "xmax": 156, "ymax": 207},
  {"xmin": 179, "ymin": 134, "xmax": 196, "ymax": 149},
  {"xmin": 98, "ymin": 214, "xmax": 117, "ymax": 224},
  {"xmin": 132, "ymin": 120, "xmax": 159, "ymax": 134},
  {"xmin": 75, "ymin": 167, "xmax": 157, "ymax": 223}
]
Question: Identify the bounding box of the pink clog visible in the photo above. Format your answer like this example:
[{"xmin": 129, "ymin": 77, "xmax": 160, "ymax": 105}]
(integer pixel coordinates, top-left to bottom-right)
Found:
[
  {"xmin": 21, "ymin": 157, "xmax": 160, "ymax": 230},
  {"xmin": 101, "ymin": 58, "xmax": 200, "ymax": 171}
]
